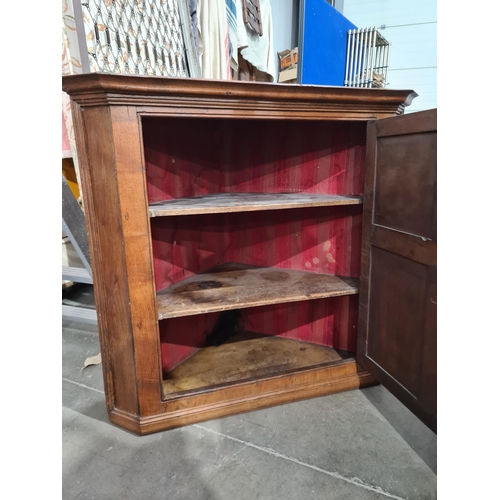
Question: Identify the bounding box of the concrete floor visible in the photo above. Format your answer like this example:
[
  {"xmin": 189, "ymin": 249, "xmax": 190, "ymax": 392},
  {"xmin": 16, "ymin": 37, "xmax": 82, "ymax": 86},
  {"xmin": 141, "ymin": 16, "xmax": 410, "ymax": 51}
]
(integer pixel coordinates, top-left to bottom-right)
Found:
[{"xmin": 63, "ymin": 286, "xmax": 437, "ymax": 500}]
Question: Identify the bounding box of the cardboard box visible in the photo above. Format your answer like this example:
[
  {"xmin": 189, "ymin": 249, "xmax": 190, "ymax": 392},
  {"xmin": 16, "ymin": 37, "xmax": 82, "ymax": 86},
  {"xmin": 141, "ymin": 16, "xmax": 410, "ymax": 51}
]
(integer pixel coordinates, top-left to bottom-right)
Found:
[
  {"xmin": 278, "ymin": 47, "xmax": 298, "ymax": 71},
  {"xmin": 278, "ymin": 66, "xmax": 297, "ymax": 83}
]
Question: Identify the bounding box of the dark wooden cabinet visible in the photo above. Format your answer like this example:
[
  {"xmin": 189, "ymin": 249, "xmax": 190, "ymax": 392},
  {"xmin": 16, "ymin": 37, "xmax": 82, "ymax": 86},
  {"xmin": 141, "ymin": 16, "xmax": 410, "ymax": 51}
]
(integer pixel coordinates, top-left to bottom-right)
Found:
[
  {"xmin": 358, "ymin": 109, "xmax": 437, "ymax": 432},
  {"xmin": 62, "ymin": 73, "xmax": 435, "ymax": 435}
]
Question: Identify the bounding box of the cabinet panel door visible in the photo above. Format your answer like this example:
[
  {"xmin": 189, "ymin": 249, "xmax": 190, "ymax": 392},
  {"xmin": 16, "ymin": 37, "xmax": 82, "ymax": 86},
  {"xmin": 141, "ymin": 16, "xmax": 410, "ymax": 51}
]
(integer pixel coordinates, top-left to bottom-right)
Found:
[{"xmin": 358, "ymin": 109, "xmax": 437, "ymax": 432}]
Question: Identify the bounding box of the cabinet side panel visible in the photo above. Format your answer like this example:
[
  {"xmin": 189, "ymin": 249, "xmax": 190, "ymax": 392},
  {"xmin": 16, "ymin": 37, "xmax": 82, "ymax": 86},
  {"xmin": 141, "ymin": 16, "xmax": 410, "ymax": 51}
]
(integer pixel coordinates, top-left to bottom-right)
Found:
[
  {"xmin": 73, "ymin": 105, "xmax": 139, "ymax": 415},
  {"xmin": 110, "ymin": 107, "xmax": 164, "ymax": 415},
  {"xmin": 71, "ymin": 102, "xmax": 115, "ymax": 412}
]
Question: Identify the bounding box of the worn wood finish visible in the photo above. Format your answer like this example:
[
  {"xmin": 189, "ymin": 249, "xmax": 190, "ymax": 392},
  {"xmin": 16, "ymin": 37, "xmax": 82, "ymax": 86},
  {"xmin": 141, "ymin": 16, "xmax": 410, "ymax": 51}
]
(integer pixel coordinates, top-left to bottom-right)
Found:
[
  {"xmin": 151, "ymin": 206, "xmax": 363, "ymax": 354},
  {"xmin": 242, "ymin": 0, "xmax": 263, "ymax": 36},
  {"xmin": 70, "ymin": 102, "xmax": 114, "ymax": 413},
  {"xmin": 374, "ymin": 132, "xmax": 437, "ymax": 240},
  {"xmin": 150, "ymin": 207, "xmax": 364, "ymax": 289},
  {"xmin": 144, "ymin": 112, "xmax": 365, "ymax": 369},
  {"xmin": 372, "ymin": 226, "xmax": 436, "ymax": 267},
  {"xmin": 145, "ymin": 117, "xmax": 367, "ymax": 365},
  {"xmin": 62, "ymin": 73, "xmax": 417, "ymax": 120},
  {"xmin": 358, "ymin": 108, "xmax": 437, "ymax": 432},
  {"xmin": 108, "ymin": 106, "xmax": 164, "ymax": 415},
  {"xmin": 149, "ymin": 193, "xmax": 363, "ymax": 217},
  {"xmin": 159, "ymin": 297, "xmax": 358, "ymax": 374},
  {"xmin": 156, "ymin": 262, "xmax": 358, "ymax": 320},
  {"xmin": 71, "ymin": 103, "xmax": 164, "ymax": 417},
  {"xmin": 62, "ymin": 73, "xmax": 416, "ymax": 435},
  {"xmin": 163, "ymin": 331, "xmax": 349, "ymax": 394},
  {"xmin": 376, "ymin": 109, "xmax": 436, "ymax": 137},
  {"xmin": 111, "ymin": 360, "xmax": 377, "ymax": 435},
  {"xmin": 70, "ymin": 104, "xmax": 140, "ymax": 416}
]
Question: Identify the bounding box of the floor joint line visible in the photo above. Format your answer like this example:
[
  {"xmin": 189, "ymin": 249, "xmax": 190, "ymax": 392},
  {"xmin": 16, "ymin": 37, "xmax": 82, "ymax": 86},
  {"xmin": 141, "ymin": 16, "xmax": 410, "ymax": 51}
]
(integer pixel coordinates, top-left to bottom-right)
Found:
[
  {"xmin": 194, "ymin": 424, "xmax": 407, "ymax": 500},
  {"xmin": 63, "ymin": 377, "xmax": 105, "ymax": 395}
]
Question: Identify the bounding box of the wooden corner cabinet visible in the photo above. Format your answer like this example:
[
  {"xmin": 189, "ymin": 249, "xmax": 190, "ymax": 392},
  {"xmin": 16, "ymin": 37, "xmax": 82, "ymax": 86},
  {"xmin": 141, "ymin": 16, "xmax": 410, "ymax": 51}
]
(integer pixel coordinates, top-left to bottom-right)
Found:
[{"xmin": 62, "ymin": 73, "xmax": 436, "ymax": 435}]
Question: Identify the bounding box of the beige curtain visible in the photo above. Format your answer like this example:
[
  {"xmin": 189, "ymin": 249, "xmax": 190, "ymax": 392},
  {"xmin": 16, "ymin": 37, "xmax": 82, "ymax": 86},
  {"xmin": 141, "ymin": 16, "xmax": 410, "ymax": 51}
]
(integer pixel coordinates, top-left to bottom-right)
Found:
[{"xmin": 198, "ymin": 0, "xmax": 231, "ymax": 80}]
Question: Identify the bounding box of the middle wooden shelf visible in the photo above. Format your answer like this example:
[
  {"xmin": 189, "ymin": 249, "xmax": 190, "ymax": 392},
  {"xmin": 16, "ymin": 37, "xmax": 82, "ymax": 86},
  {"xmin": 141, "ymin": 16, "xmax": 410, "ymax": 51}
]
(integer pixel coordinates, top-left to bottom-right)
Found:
[
  {"xmin": 149, "ymin": 192, "xmax": 363, "ymax": 217},
  {"xmin": 156, "ymin": 262, "xmax": 359, "ymax": 320}
]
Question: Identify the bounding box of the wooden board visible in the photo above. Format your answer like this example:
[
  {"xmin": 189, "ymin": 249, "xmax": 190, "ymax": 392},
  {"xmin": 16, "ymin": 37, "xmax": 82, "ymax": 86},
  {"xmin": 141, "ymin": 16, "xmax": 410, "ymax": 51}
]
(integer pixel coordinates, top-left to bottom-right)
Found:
[
  {"xmin": 163, "ymin": 331, "xmax": 350, "ymax": 394},
  {"xmin": 61, "ymin": 72, "xmax": 413, "ymax": 435},
  {"xmin": 149, "ymin": 192, "xmax": 362, "ymax": 217},
  {"xmin": 358, "ymin": 109, "xmax": 436, "ymax": 432},
  {"xmin": 62, "ymin": 73, "xmax": 416, "ymax": 122},
  {"xmin": 156, "ymin": 262, "xmax": 359, "ymax": 320}
]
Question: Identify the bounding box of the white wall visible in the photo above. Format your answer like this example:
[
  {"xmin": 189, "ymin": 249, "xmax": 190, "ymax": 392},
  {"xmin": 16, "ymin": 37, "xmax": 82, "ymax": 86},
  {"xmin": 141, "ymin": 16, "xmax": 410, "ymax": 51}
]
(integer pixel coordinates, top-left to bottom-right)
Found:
[
  {"xmin": 269, "ymin": 0, "xmax": 300, "ymax": 81},
  {"xmin": 343, "ymin": 0, "xmax": 436, "ymax": 112}
]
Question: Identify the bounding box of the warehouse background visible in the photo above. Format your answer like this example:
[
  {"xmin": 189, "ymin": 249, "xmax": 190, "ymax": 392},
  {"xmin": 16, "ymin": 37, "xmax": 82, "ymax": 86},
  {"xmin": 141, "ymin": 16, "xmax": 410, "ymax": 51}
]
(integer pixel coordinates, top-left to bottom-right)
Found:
[{"xmin": 343, "ymin": 0, "xmax": 437, "ymax": 112}]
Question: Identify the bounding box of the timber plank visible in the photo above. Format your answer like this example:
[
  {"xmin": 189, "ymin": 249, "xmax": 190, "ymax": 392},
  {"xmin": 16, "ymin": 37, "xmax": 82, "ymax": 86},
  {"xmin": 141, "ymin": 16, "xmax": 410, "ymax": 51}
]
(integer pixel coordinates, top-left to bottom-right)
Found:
[
  {"xmin": 156, "ymin": 263, "xmax": 359, "ymax": 320},
  {"xmin": 149, "ymin": 192, "xmax": 362, "ymax": 217}
]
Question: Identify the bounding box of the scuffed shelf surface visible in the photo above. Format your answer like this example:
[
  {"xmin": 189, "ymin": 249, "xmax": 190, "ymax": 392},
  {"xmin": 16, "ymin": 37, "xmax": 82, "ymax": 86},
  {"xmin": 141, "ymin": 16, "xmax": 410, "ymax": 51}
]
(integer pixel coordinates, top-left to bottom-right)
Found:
[
  {"xmin": 163, "ymin": 331, "xmax": 352, "ymax": 395},
  {"xmin": 149, "ymin": 192, "xmax": 362, "ymax": 217},
  {"xmin": 156, "ymin": 262, "xmax": 359, "ymax": 320}
]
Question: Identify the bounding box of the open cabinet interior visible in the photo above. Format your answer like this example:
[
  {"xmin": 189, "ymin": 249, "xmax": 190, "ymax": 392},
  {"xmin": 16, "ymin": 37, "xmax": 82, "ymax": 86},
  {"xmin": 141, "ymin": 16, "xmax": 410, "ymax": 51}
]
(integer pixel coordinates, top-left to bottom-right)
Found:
[
  {"xmin": 142, "ymin": 117, "xmax": 367, "ymax": 397},
  {"xmin": 63, "ymin": 73, "xmax": 419, "ymax": 434}
]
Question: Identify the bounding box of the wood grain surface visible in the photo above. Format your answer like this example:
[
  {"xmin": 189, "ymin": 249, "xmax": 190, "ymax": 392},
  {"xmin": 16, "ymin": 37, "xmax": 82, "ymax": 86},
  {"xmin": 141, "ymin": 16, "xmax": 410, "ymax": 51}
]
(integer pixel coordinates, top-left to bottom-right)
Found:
[
  {"xmin": 156, "ymin": 262, "xmax": 359, "ymax": 320},
  {"xmin": 163, "ymin": 331, "xmax": 348, "ymax": 394},
  {"xmin": 149, "ymin": 192, "xmax": 363, "ymax": 216},
  {"xmin": 61, "ymin": 72, "xmax": 414, "ymax": 434},
  {"xmin": 62, "ymin": 72, "xmax": 417, "ymax": 120},
  {"xmin": 358, "ymin": 109, "xmax": 437, "ymax": 432}
]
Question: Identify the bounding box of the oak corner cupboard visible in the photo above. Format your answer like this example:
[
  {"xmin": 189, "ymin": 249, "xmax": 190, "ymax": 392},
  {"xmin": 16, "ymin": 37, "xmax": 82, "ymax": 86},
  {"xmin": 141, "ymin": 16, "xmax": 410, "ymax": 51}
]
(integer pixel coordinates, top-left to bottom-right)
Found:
[{"xmin": 62, "ymin": 73, "xmax": 436, "ymax": 435}]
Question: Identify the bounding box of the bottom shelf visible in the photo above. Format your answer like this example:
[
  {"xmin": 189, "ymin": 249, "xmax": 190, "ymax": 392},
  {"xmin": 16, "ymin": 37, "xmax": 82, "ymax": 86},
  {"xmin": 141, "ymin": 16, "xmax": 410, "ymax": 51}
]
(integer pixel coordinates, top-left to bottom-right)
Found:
[{"xmin": 163, "ymin": 331, "xmax": 352, "ymax": 396}]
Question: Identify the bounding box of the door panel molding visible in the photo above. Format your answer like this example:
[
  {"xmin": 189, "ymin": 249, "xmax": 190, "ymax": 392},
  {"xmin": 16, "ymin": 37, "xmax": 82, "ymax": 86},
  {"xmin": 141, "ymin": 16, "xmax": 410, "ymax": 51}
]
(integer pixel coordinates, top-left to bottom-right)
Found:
[{"xmin": 357, "ymin": 108, "xmax": 437, "ymax": 433}]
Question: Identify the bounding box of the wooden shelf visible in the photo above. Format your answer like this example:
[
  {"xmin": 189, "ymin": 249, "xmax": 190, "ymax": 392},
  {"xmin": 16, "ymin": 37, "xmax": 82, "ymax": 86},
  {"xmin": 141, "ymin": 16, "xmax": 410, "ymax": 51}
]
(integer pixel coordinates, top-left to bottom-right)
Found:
[
  {"xmin": 149, "ymin": 192, "xmax": 362, "ymax": 217},
  {"xmin": 163, "ymin": 331, "xmax": 352, "ymax": 395},
  {"xmin": 156, "ymin": 263, "xmax": 359, "ymax": 320},
  {"xmin": 61, "ymin": 72, "xmax": 418, "ymax": 435}
]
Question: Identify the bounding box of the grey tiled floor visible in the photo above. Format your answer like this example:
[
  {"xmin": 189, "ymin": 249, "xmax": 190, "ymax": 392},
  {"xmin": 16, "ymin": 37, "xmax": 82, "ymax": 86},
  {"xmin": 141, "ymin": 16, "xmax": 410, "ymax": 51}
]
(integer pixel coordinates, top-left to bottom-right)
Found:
[{"xmin": 63, "ymin": 286, "xmax": 436, "ymax": 500}]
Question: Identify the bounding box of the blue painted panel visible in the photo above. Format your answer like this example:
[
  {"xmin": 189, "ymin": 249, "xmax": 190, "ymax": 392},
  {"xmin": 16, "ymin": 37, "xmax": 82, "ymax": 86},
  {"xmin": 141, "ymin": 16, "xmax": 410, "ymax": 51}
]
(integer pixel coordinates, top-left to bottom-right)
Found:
[{"xmin": 299, "ymin": 0, "xmax": 357, "ymax": 86}]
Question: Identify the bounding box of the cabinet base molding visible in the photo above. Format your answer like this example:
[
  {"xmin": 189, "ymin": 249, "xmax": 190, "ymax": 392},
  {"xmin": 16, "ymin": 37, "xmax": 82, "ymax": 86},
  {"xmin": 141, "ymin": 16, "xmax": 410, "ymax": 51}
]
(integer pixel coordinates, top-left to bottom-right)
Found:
[{"xmin": 109, "ymin": 362, "xmax": 377, "ymax": 435}]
